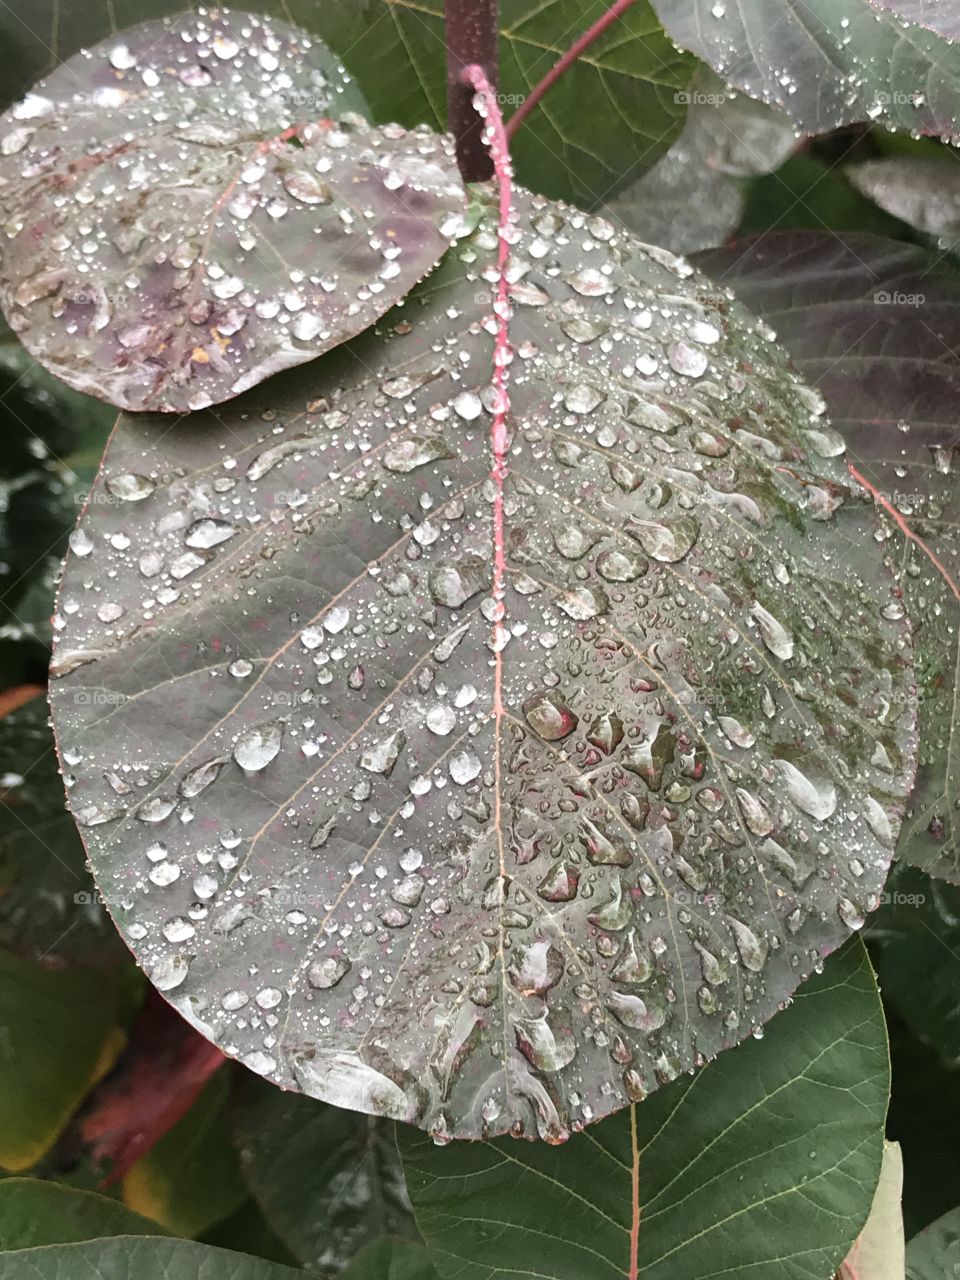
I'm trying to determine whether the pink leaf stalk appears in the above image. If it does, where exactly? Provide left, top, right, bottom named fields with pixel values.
left=459, top=62, right=514, bottom=675
left=459, top=61, right=514, bottom=945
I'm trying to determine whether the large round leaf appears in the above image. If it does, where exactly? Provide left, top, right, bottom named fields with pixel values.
left=49, top=189, right=916, bottom=1141
left=0, top=10, right=465, bottom=412
left=697, top=231, right=960, bottom=881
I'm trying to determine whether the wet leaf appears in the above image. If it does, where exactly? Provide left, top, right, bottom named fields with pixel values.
left=697, top=231, right=960, bottom=881
left=400, top=938, right=888, bottom=1278
left=0, top=1178, right=166, bottom=1248
left=0, top=0, right=694, bottom=210
left=907, top=1205, right=960, bottom=1278
left=0, top=695, right=125, bottom=964
left=605, top=69, right=798, bottom=255
left=0, top=1236, right=308, bottom=1280
left=837, top=1140, right=905, bottom=1280
left=121, top=1070, right=246, bottom=1237
left=49, top=189, right=915, bottom=1141
left=0, top=949, right=121, bottom=1171
left=868, top=0, right=960, bottom=41
left=651, top=0, right=960, bottom=138
left=0, top=10, right=465, bottom=412
left=234, top=1077, right=419, bottom=1274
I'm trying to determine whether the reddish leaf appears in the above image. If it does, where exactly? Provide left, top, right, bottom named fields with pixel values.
left=79, top=990, right=225, bottom=1183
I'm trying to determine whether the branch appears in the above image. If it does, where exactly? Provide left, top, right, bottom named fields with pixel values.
left=506, top=0, right=638, bottom=140
left=446, top=0, right=499, bottom=182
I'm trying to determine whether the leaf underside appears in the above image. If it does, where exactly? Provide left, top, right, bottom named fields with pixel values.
left=49, top=189, right=916, bottom=1141
left=0, top=10, right=465, bottom=412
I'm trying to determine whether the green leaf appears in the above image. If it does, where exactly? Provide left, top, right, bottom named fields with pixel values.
left=870, top=864, right=960, bottom=1058
left=907, top=1205, right=960, bottom=1278
left=0, top=11, right=465, bottom=413
left=199, top=1200, right=301, bottom=1268
left=0, top=696, right=125, bottom=964
left=399, top=938, right=888, bottom=1279
left=696, top=231, right=960, bottom=881
left=738, top=154, right=912, bottom=238
left=837, top=1141, right=905, bottom=1280
left=342, top=1238, right=439, bottom=1280
left=886, top=1020, right=960, bottom=1237
left=234, top=1077, right=419, bottom=1273
left=651, top=0, right=960, bottom=139
left=0, top=0, right=695, bottom=210
left=121, top=1071, right=246, bottom=1238
left=0, top=1236, right=308, bottom=1279
left=0, top=1178, right=165, bottom=1249
left=49, top=188, right=914, bottom=1141
left=0, top=322, right=113, bottom=659
left=0, top=949, right=120, bottom=1171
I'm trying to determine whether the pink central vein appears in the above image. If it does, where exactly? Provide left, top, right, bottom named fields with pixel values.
left=460, top=65, right=514, bottom=718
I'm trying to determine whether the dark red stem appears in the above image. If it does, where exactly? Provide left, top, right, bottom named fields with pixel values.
left=446, top=0, right=499, bottom=182
left=506, top=0, right=638, bottom=139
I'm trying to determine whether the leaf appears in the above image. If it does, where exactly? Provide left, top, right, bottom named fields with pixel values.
left=79, top=989, right=225, bottom=1183
left=0, top=320, right=113, bottom=661
left=121, top=1070, right=247, bottom=1237
left=907, top=1205, right=960, bottom=1278
left=0, top=949, right=120, bottom=1171
left=399, top=937, right=888, bottom=1279
left=0, top=0, right=695, bottom=210
left=0, top=695, right=126, bottom=964
left=696, top=231, right=960, bottom=880
left=0, top=11, right=465, bottom=412
left=0, top=1236, right=309, bottom=1279
left=341, top=1238, right=439, bottom=1280
left=738, top=154, right=914, bottom=239
left=868, top=0, right=960, bottom=41
left=200, top=1200, right=301, bottom=1267
left=870, top=863, right=960, bottom=1058
left=886, top=1020, right=960, bottom=1237
left=650, top=0, right=960, bottom=138
left=48, top=187, right=915, bottom=1141
left=837, top=1141, right=905, bottom=1280
left=0, top=1178, right=166, bottom=1248
left=847, top=154, right=960, bottom=243
left=233, top=1077, right=419, bottom=1273
left=605, top=70, right=798, bottom=255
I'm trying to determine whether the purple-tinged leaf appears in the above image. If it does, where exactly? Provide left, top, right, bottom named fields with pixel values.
left=49, top=193, right=916, bottom=1141
left=0, top=10, right=465, bottom=413
left=698, top=231, right=960, bottom=882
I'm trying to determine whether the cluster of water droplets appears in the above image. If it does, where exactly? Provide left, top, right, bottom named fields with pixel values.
left=49, top=179, right=916, bottom=1140
left=0, top=8, right=466, bottom=412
